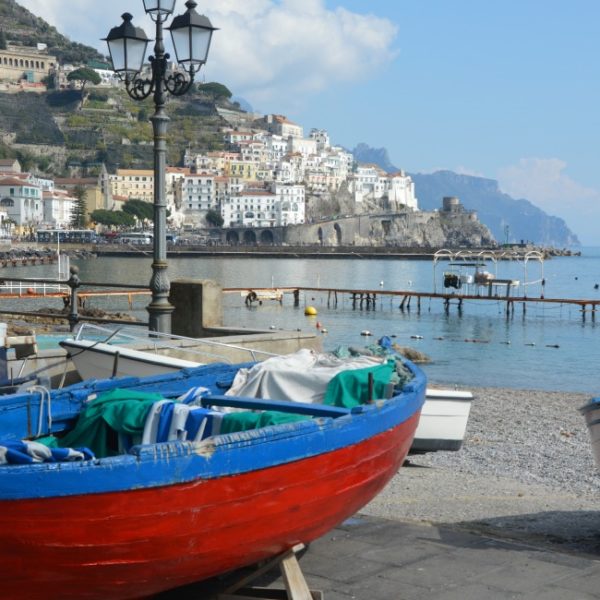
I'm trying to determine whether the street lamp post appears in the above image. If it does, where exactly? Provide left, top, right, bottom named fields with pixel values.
left=104, top=1, right=216, bottom=333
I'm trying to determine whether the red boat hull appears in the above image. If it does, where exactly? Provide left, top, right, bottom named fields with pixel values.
left=0, top=413, right=418, bottom=600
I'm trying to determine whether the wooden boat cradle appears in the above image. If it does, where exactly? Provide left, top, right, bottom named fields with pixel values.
left=218, top=544, right=322, bottom=600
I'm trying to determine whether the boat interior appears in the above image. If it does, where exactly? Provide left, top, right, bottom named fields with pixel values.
left=0, top=354, right=416, bottom=465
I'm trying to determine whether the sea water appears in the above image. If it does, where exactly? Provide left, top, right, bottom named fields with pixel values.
left=12, top=247, right=600, bottom=394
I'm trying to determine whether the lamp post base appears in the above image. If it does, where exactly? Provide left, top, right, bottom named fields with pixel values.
left=147, top=259, right=174, bottom=334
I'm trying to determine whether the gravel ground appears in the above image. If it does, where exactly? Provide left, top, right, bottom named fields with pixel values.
left=362, top=386, right=600, bottom=553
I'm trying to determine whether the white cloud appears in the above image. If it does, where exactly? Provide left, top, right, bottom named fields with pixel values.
left=18, top=0, right=398, bottom=112
left=497, top=158, right=600, bottom=245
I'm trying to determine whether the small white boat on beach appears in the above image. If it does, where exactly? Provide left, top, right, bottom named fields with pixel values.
left=60, top=325, right=474, bottom=454
left=580, top=397, right=600, bottom=469
left=412, top=388, right=473, bottom=453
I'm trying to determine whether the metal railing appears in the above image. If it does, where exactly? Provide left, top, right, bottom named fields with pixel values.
left=0, top=266, right=150, bottom=331
left=72, top=322, right=279, bottom=363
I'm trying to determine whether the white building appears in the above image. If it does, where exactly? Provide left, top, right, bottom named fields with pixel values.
left=387, top=171, right=418, bottom=210
left=353, top=165, right=418, bottom=210
left=272, top=183, right=305, bottom=226
left=309, top=129, right=331, bottom=151
left=264, top=134, right=288, bottom=166
left=221, top=183, right=305, bottom=229
left=287, top=136, right=317, bottom=158
left=177, top=173, right=216, bottom=227
left=42, top=189, right=75, bottom=228
left=0, top=177, right=43, bottom=229
left=261, top=114, right=304, bottom=139
left=222, top=190, right=277, bottom=228
left=238, top=140, right=267, bottom=164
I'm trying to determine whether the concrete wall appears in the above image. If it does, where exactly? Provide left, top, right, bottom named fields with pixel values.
left=170, top=279, right=224, bottom=338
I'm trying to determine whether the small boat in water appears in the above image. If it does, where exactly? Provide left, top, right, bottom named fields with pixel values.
left=580, top=397, right=600, bottom=469
left=0, top=352, right=426, bottom=599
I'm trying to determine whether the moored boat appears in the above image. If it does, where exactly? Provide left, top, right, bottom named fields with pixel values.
left=0, top=355, right=426, bottom=599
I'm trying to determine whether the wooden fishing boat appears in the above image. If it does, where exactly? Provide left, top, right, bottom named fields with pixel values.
left=580, top=397, right=600, bottom=469
left=0, top=356, right=426, bottom=600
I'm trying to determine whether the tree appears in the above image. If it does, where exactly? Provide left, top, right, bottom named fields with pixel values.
left=0, top=30, right=7, bottom=51
left=206, top=209, right=224, bottom=227
left=67, top=67, right=101, bottom=108
left=67, top=67, right=102, bottom=90
left=90, top=209, right=135, bottom=228
left=197, top=82, right=232, bottom=102
left=123, top=199, right=154, bottom=224
left=71, top=185, right=88, bottom=228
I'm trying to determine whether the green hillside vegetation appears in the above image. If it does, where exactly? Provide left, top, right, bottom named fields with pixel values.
left=0, top=83, right=229, bottom=174
left=0, top=0, right=103, bottom=64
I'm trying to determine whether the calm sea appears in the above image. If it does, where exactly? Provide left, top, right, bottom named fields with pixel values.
left=13, top=247, right=600, bottom=395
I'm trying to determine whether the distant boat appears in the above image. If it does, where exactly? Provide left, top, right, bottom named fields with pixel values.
left=0, top=355, right=426, bottom=599
left=580, top=397, right=600, bottom=469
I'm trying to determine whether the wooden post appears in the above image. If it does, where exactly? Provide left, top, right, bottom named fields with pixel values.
left=218, top=544, right=322, bottom=600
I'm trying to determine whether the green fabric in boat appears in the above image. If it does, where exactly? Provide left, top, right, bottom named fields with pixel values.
left=52, top=388, right=162, bottom=458
left=323, top=362, right=395, bottom=408
left=221, top=410, right=309, bottom=434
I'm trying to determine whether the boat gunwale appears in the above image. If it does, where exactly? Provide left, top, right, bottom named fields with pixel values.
left=0, top=362, right=426, bottom=501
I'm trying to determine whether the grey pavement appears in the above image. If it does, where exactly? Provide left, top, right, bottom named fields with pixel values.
left=161, top=514, right=600, bottom=599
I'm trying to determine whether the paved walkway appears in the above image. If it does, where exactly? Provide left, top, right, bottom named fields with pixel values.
left=161, top=514, right=600, bottom=599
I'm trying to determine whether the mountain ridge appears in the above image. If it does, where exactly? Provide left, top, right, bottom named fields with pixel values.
left=352, top=144, right=579, bottom=247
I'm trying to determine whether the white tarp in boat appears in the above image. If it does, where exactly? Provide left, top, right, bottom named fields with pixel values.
left=225, top=349, right=385, bottom=407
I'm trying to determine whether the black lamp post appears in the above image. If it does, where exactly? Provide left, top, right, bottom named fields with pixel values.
left=104, top=1, right=216, bottom=333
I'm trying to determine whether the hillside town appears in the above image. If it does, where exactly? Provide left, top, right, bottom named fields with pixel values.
left=0, top=41, right=420, bottom=239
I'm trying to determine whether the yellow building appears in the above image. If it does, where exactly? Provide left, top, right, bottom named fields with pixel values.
left=0, top=45, right=57, bottom=83
left=109, top=169, right=154, bottom=202
left=225, top=161, right=257, bottom=181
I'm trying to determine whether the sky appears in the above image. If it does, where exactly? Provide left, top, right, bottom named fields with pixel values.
left=17, top=0, right=600, bottom=244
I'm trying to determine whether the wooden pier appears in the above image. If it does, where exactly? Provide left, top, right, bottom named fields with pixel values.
left=2, top=285, right=597, bottom=322
left=224, top=286, right=600, bottom=321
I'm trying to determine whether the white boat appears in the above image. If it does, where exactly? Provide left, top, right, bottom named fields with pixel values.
left=58, top=338, right=200, bottom=380
left=411, top=387, right=474, bottom=453
left=60, top=326, right=473, bottom=454
left=580, top=398, right=600, bottom=469
left=59, top=324, right=277, bottom=381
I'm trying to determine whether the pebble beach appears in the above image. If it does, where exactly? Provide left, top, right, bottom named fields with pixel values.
left=362, top=386, right=600, bottom=554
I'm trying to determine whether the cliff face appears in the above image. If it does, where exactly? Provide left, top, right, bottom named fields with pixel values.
left=284, top=211, right=495, bottom=248
left=411, top=171, right=579, bottom=247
